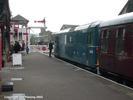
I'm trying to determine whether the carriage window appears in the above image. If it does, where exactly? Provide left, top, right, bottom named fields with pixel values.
left=101, top=30, right=108, bottom=53
left=104, top=30, right=109, bottom=38
left=125, top=25, right=133, bottom=56
left=115, top=28, right=125, bottom=54
left=88, top=32, right=93, bottom=46
left=116, top=28, right=125, bottom=39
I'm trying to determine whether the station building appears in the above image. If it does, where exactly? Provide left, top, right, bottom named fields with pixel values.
left=10, top=15, right=30, bottom=49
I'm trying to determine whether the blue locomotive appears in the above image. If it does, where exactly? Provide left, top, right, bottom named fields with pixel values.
left=54, top=22, right=100, bottom=70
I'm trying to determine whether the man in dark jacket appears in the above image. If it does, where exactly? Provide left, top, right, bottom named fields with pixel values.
left=14, top=41, right=21, bottom=53
left=48, top=41, right=53, bottom=57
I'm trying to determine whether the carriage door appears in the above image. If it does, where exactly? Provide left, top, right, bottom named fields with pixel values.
left=106, top=29, right=116, bottom=72
left=55, top=36, right=59, bottom=56
left=88, top=29, right=95, bottom=67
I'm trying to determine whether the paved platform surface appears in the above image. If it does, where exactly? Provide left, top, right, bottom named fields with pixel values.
left=0, top=52, right=133, bottom=100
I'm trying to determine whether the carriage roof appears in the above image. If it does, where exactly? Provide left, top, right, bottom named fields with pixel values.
left=100, top=12, right=133, bottom=27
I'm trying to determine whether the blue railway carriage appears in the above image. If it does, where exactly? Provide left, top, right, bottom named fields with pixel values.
left=54, top=22, right=100, bottom=69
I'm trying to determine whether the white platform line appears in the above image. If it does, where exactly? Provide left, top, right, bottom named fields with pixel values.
left=11, top=78, right=23, bottom=81
left=10, top=67, right=25, bottom=70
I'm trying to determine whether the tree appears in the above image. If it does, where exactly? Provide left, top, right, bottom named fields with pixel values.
left=30, top=34, right=37, bottom=45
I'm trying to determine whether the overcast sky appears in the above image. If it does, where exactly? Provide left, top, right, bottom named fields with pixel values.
left=9, top=0, right=128, bottom=33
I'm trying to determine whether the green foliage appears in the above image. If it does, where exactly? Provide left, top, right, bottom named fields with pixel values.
left=30, top=34, right=37, bottom=45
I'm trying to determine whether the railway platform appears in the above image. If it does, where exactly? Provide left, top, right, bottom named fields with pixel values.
left=0, top=52, right=133, bottom=100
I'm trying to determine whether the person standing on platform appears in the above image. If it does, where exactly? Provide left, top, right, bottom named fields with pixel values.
left=48, top=41, right=53, bottom=57
left=25, top=42, right=29, bottom=54
left=26, top=46, right=29, bottom=54
left=13, top=41, right=21, bottom=53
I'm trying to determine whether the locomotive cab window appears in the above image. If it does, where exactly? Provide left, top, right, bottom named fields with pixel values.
left=115, top=28, right=125, bottom=55
left=69, top=36, right=72, bottom=43
left=64, top=35, right=67, bottom=45
left=88, top=31, right=93, bottom=46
